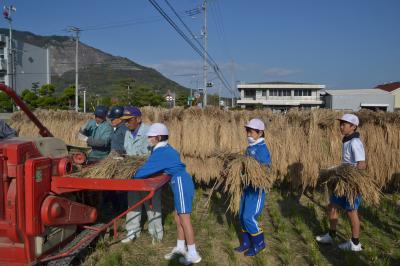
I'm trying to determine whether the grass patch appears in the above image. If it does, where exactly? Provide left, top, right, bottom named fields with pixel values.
left=81, top=189, right=400, bottom=266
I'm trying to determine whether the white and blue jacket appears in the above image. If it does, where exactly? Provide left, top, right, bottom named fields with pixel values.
left=245, top=138, right=271, bottom=166
left=134, top=141, right=194, bottom=214
left=135, top=142, right=189, bottom=179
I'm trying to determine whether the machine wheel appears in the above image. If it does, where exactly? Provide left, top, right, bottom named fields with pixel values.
left=45, top=224, right=104, bottom=266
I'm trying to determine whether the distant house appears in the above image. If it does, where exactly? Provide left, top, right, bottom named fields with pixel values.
left=237, top=82, right=324, bottom=111
left=324, top=89, right=394, bottom=112
left=0, top=34, right=50, bottom=94
left=375, top=82, right=400, bottom=111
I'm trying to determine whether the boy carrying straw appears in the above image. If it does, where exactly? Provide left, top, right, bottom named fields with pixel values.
left=316, top=114, right=366, bottom=251
left=235, top=118, right=271, bottom=256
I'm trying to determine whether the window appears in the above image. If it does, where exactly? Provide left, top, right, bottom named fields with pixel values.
left=262, top=90, right=267, bottom=96
left=269, top=89, right=291, bottom=97
left=294, top=89, right=312, bottom=97
left=244, top=90, right=255, bottom=98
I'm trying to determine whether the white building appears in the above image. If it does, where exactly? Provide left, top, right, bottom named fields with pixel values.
left=237, top=82, right=325, bottom=110
left=0, top=34, right=50, bottom=94
left=324, top=89, right=394, bottom=112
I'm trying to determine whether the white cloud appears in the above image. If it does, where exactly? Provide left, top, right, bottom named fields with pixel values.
left=263, top=67, right=301, bottom=77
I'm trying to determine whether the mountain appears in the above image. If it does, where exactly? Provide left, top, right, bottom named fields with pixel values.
left=0, top=28, right=187, bottom=96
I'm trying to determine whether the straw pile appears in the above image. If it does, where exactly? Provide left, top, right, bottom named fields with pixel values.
left=10, top=109, right=91, bottom=146
left=9, top=107, right=400, bottom=191
left=318, top=164, right=381, bottom=206
left=72, top=154, right=147, bottom=179
left=221, top=154, right=274, bottom=213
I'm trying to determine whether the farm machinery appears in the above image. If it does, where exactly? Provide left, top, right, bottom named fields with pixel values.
left=0, top=84, right=169, bottom=265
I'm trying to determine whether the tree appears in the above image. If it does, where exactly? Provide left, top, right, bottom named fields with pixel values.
left=31, top=82, right=40, bottom=94
left=36, top=84, right=58, bottom=109
left=38, top=84, right=56, bottom=97
left=175, top=91, right=190, bottom=107
left=0, top=92, right=12, bottom=112
left=130, top=87, right=165, bottom=107
left=60, top=85, right=75, bottom=108
left=21, top=89, right=38, bottom=108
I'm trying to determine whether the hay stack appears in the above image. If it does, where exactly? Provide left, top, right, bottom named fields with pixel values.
left=10, top=109, right=91, bottom=146
left=318, top=164, right=381, bottom=206
left=221, top=154, right=274, bottom=214
left=182, top=156, right=223, bottom=184
left=73, top=154, right=147, bottom=179
left=8, top=107, right=400, bottom=192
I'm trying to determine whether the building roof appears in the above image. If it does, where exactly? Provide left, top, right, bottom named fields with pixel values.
left=325, top=89, right=391, bottom=96
left=238, top=82, right=325, bottom=90
left=375, top=82, right=400, bottom=92
left=247, top=81, right=316, bottom=85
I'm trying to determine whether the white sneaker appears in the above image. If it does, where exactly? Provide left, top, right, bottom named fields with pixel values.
left=164, top=247, right=186, bottom=260
left=338, top=240, right=362, bottom=252
left=179, top=252, right=202, bottom=265
left=121, top=230, right=137, bottom=244
left=316, top=233, right=334, bottom=244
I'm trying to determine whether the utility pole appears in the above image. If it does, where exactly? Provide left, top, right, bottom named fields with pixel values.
left=202, top=0, right=208, bottom=107
left=68, top=26, right=81, bottom=112
left=3, top=5, right=16, bottom=93
left=231, top=59, right=235, bottom=108
left=83, top=89, right=87, bottom=113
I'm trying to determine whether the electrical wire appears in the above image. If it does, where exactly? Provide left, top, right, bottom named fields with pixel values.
left=148, top=0, right=235, bottom=97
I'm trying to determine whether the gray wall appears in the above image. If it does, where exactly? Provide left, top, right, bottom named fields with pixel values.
left=14, top=40, right=49, bottom=94
left=326, top=93, right=394, bottom=112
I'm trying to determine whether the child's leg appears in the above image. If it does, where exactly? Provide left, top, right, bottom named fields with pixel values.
left=178, top=213, right=195, bottom=245
left=327, top=203, right=339, bottom=231
left=347, top=210, right=360, bottom=238
left=174, top=211, right=185, bottom=241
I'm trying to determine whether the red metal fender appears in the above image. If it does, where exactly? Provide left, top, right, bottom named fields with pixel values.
left=41, top=195, right=97, bottom=226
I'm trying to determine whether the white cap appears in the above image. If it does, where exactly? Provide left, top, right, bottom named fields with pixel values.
left=147, top=123, right=169, bottom=136
left=245, top=118, right=265, bottom=131
left=338, top=114, right=359, bottom=126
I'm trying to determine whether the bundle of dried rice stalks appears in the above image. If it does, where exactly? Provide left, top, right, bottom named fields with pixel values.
left=318, top=164, right=381, bottom=206
left=73, top=154, right=147, bottom=179
left=221, top=154, right=274, bottom=214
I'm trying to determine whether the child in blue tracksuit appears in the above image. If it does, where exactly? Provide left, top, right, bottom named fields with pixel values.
left=134, top=123, right=201, bottom=265
left=235, top=118, right=271, bottom=257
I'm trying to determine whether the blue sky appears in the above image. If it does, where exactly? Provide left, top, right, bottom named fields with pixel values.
left=4, top=0, right=400, bottom=97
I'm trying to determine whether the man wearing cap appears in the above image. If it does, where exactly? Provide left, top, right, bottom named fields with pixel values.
left=102, top=106, right=129, bottom=214
left=108, top=106, right=128, bottom=155
left=79, top=105, right=113, bottom=163
left=316, top=114, right=366, bottom=252
left=0, top=119, right=17, bottom=139
left=120, top=106, right=163, bottom=243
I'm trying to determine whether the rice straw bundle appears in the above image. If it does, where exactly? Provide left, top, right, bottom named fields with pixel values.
left=73, top=155, right=147, bottom=179
left=9, top=108, right=400, bottom=192
left=318, top=164, right=381, bottom=206
left=182, top=156, right=224, bottom=184
left=222, top=155, right=274, bottom=214
left=10, top=109, right=92, bottom=146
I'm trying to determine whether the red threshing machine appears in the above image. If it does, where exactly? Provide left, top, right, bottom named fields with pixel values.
left=0, top=84, right=170, bottom=265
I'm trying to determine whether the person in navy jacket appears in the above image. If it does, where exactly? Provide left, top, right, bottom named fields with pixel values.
left=235, top=118, right=271, bottom=257
left=133, top=123, right=201, bottom=265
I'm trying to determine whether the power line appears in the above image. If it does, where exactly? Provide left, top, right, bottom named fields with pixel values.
left=156, top=0, right=235, bottom=98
